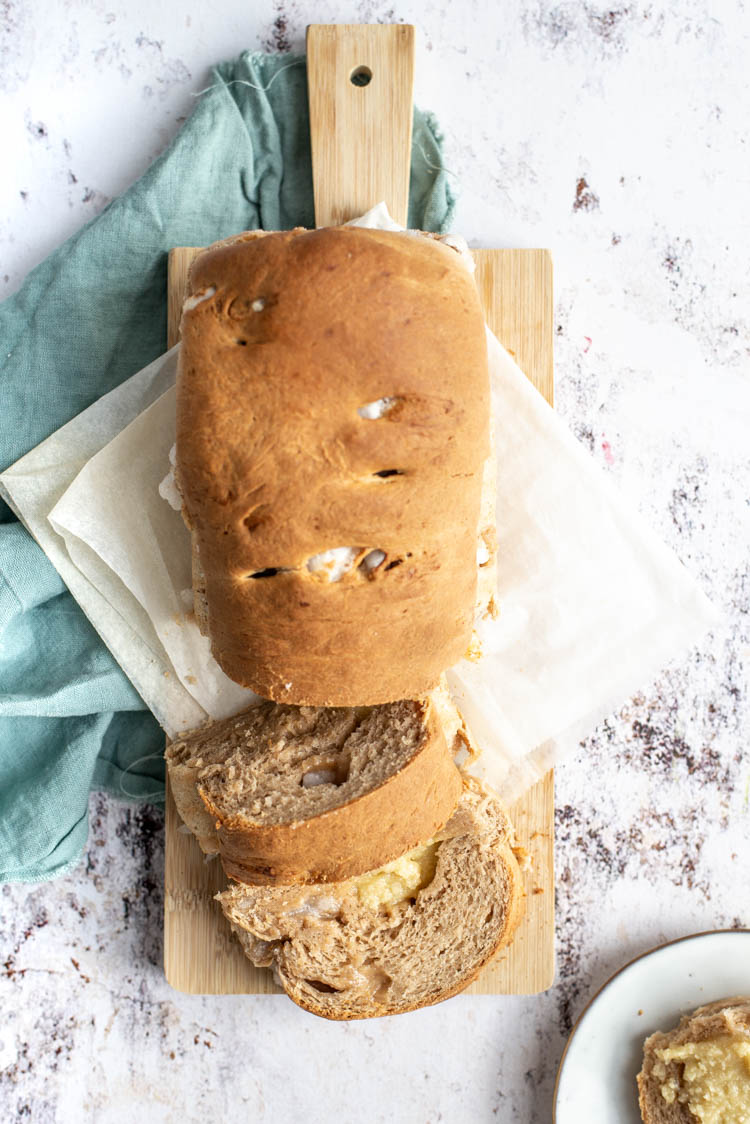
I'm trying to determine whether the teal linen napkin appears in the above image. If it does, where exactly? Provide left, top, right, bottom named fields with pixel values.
left=0, top=52, right=455, bottom=883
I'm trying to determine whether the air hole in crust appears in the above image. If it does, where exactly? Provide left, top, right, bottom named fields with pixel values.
left=384, top=559, right=402, bottom=571
left=251, top=298, right=266, bottom=312
left=373, top=469, right=404, bottom=479
left=247, top=567, right=290, bottom=579
left=243, top=505, right=271, bottom=532
left=305, top=979, right=341, bottom=993
left=236, top=339, right=248, bottom=346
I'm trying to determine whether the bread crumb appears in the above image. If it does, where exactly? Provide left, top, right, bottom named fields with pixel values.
left=464, top=633, right=482, bottom=662
left=512, top=846, right=533, bottom=871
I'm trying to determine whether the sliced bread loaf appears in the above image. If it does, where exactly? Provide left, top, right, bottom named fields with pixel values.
left=637, top=998, right=750, bottom=1123
left=166, top=694, right=463, bottom=885
left=217, top=779, right=525, bottom=1019
left=175, top=225, right=491, bottom=707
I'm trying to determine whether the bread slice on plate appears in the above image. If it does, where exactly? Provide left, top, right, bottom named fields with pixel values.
left=637, top=997, right=750, bottom=1123
left=216, top=778, right=524, bottom=1020
left=166, top=693, right=463, bottom=885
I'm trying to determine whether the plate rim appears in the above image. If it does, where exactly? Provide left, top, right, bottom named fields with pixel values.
left=552, top=927, right=750, bottom=1122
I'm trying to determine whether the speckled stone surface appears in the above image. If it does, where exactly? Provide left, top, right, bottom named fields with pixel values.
left=1, top=2, right=749, bottom=1121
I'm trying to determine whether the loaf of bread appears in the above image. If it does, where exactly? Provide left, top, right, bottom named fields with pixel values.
left=637, top=998, right=750, bottom=1123
left=175, top=225, right=491, bottom=706
left=217, top=778, right=524, bottom=1019
left=166, top=693, right=464, bottom=885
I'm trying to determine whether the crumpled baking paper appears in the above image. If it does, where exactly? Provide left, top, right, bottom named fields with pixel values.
left=0, top=209, right=716, bottom=803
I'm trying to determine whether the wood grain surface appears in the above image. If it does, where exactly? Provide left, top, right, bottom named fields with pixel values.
left=307, top=24, right=415, bottom=226
left=164, top=21, right=553, bottom=999
left=163, top=243, right=555, bottom=996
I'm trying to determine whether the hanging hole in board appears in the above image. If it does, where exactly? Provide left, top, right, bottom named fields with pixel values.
left=350, top=65, right=372, bottom=87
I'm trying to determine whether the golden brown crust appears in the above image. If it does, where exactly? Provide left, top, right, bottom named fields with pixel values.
left=166, top=696, right=464, bottom=885
left=206, top=700, right=462, bottom=885
left=175, top=225, right=490, bottom=705
left=190, top=537, right=209, bottom=635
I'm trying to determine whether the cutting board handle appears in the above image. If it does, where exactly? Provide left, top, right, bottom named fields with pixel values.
left=306, top=23, right=415, bottom=227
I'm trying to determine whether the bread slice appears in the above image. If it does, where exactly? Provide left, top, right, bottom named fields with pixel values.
left=166, top=694, right=463, bottom=885
left=175, top=224, right=491, bottom=707
left=637, top=998, right=750, bottom=1123
left=217, top=778, right=524, bottom=1019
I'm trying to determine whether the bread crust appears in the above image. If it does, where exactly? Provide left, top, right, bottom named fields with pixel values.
left=219, top=778, right=526, bottom=1020
left=166, top=755, right=220, bottom=854
left=210, top=699, right=462, bottom=884
left=176, top=226, right=490, bottom=706
left=166, top=697, right=463, bottom=885
left=282, top=830, right=525, bottom=1020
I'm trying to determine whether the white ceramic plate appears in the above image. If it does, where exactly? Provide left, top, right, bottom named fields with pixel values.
left=554, top=929, right=750, bottom=1123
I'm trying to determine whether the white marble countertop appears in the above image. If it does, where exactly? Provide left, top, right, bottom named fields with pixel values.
left=2, top=2, right=749, bottom=1121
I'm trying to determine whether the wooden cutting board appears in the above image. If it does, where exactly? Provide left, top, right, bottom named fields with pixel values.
left=163, top=24, right=555, bottom=997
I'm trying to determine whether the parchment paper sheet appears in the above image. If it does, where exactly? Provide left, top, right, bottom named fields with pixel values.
left=1, top=220, right=716, bottom=802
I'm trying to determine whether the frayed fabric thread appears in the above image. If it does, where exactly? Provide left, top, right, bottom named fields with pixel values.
left=191, top=66, right=458, bottom=183
left=192, top=60, right=306, bottom=98
left=117, top=753, right=166, bottom=803
left=413, top=139, right=459, bottom=181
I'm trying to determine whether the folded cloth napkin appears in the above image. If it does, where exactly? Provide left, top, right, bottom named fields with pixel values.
left=0, top=51, right=455, bottom=883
